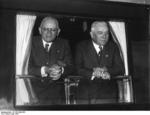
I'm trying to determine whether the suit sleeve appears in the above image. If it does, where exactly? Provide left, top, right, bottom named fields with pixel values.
left=107, top=45, right=125, bottom=78
left=28, top=44, right=41, bottom=77
left=75, top=44, right=93, bottom=79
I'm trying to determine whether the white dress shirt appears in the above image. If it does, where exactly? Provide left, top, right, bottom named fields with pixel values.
left=92, top=41, right=103, bottom=55
left=42, top=39, right=52, bottom=51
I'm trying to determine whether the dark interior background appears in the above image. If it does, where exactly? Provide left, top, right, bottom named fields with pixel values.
left=0, top=0, right=149, bottom=106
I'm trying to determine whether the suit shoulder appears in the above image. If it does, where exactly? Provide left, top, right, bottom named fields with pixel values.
left=32, top=36, right=40, bottom=41
left=77, top=40, right=91, bottom=47
left=107, top=40, right=119, bottom=48
left=31, top=36, right=41, bottom=44
left=55, top=38, right=69, bottom=44
left=31, top=36, right=41, bottom=46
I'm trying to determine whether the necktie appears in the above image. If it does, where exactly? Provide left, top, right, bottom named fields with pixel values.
left=98, top=46, right=103, bottom=56
left=45, top=43, right=49, bottom=52
left=98, top=46, right=103, bottom=65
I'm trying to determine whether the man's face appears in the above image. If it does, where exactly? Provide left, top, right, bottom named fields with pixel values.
left=39, top=19, right=60, bottom=42
left=90, top=22, right=109, bottom=46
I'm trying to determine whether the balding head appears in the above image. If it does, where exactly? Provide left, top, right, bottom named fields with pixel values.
left=39, top=16, right=60, bottom=43
left=40, top=16, right=60, bottom=29
left=90, top=21, right=109, bottom=46
left=91, top=21, right=108, bottom=32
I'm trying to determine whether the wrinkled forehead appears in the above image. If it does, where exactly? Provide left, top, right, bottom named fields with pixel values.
left=91, top=22, right=108, bottom=32
left=40, top=17, right=59, bottom=29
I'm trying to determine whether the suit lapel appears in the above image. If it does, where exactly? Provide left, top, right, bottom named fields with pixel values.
left=88, top=40, right=100, bottom=66
left=48, top=40, right=58, bottom=65
left=99, top=41, right=111, bottom=66
left=37, top=37, right=47, bottom=57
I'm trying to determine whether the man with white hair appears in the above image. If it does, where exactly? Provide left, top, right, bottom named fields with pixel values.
left=75, top=21, right=125, bottom=104
left=28, top=16, right=73, bottom=105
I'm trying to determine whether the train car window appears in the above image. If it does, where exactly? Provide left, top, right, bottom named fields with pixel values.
left=15, top=13, right=133, bottom=107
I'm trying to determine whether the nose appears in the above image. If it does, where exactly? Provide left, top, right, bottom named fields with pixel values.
left=46, top=29, right=53, bottom=33
left=101, top=33, right=108, bottom=39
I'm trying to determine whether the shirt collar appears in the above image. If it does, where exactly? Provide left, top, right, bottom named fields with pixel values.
left=42, top=39, right=52, bottom=48
left=92, top=41, right=103, bottom=53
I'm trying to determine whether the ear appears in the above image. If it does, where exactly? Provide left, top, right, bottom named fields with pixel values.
left=90, top=31, right=93, bottom=38
left=39, top=27, right=42, bottom=35
left=57, top=29, right=61, bottom=36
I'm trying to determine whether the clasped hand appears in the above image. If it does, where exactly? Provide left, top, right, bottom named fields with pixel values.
left=93, top=67, right=110, bottom=80
left=45, top=64, right=62, bottom=80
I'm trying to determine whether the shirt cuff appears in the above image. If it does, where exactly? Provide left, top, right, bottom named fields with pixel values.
left=41, top=66, right=48, bottom=77
left=91, top=72, right=95, bottom=80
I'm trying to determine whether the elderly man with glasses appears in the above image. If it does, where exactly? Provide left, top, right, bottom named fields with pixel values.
left=28, top=16, right=73, bottom=105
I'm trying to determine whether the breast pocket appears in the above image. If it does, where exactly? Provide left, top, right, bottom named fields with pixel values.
left=56, top=49, right=64, bottom=60
left=103, top=53, right=113, bottom=67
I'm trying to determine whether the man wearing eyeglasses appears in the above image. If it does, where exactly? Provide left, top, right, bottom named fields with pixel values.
left=28, top=16, right=73, bottom=105
left=75, top=21, right=125, bottom=104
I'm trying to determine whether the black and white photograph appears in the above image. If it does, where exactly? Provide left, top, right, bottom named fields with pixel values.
left=0, top=0, right=150, bottom=112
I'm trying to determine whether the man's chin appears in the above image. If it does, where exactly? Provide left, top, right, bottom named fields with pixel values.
left=100, top=41, right=107, bottom=46
left=98, top=42, right=106, bottom=46
left=44, top=38, right=55, bottom=42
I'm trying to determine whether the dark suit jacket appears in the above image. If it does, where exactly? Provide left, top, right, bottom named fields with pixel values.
left=75, top=40, right=125, bottom=100
left=28, top=36, right=73, bottom=77
left=28, top=36, right=73, bottom=104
